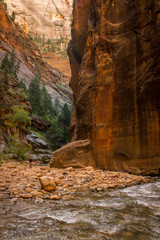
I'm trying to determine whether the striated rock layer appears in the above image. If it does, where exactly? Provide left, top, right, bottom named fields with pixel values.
left=0, top=3, right=72, bottom=106
left=5, top=0, right=73, bottom=40
left=66, top=0, right=160, bottom=175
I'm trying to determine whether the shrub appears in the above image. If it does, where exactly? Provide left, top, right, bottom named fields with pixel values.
left=8, top=136, right=32, bottom=161
left=6, top=105, right=31, bottom=137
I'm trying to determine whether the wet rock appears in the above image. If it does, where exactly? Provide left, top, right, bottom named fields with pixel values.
left=76, top=186, right=89, bottom=193
left=0, top=183, right=6, bottom=188
left=20, top=193, right=32, bottom=198
left=25, top=187, right=32, bottom=193
left=0, top=161, right=151, bottom=200
left=10, top=198, right=18, bottom=203
left=50, top=195, right=60, bottom=200
left=35, top=198, right=44, bottom=204
left=39, top=176, right=56, bottom=192
left=30, top=190, right=43, bottom=197
left=55, top=178, right=65, bottom=186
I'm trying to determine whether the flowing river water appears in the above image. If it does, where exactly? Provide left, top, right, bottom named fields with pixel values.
left=0, top=180, right=159, bottom=240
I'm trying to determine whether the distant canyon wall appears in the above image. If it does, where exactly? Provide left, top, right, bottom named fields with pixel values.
left=0, top=3, right=72, bottom=106
left=5, top=0, right=73, bottom=40
left=68, top=0, right=160, bottom=174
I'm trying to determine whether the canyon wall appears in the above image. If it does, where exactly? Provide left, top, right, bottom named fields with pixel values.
left=67, top=0, right=160, bottom=174
left=5, top=0, right=73, bottom=40
left=0, top=3, right=72, bottom=106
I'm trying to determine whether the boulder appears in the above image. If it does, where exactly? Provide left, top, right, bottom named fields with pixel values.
left=50, top=140, right=95, bottom=169
left=26, top=132, right=52, bottom=164
left=39, top=176, right=56, bottom=192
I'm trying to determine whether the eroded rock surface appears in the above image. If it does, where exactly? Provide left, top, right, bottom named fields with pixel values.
left=0, top=3, right=72, bottom=106
left=5, top=0, right=73, bottom=40
left=67, top=0, right=160, bottom=174
left=50, top=140, right=95, bottom=168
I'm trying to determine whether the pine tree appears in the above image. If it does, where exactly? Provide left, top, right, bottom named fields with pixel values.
left=54, top=97, right=61, bottom=113
left=1, top=50, right=20, bottom=79
left=0, top=53, right=10, bottom=71
left=11, top=11, right=16, bottom=22
left=46, top=116, right=63, bottom=149
left=28, top=75, right=42, bottom=115
left=13, top=60, right=20, bottom=79
left=19, top=79, right=27, bottom=93
left=58, top=104, right=71, bottom=142
left=41, top=84, right=54, bottom=117
left=62, top=103, right=71, bottom=127
left=9, top=49, right=16, bottom=74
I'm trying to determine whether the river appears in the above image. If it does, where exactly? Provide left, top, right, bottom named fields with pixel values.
left=0, top=180, right=159, bottom=240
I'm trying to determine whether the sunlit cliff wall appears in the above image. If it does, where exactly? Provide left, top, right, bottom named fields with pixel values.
left=0, top=3, right=72, bottom=106
left=68, top=0, right=160, bottom=174
left=5, top=0, right=73, bottom=40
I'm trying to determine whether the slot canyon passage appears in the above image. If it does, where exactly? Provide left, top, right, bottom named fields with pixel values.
left=0, top=0, right=160, bottom=240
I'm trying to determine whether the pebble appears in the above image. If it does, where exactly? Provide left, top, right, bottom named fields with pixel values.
left=0, top=161, right=150, bottom=201
left=50, top=195, right=60, bottom=200
left=30, top=190, right=43, bottom=197
left=20, top=194, right=33, bottom=198
left=10, top=198, right=17, bottom=202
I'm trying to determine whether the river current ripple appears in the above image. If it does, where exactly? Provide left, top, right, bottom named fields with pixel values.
left=0, top=180, right=160, bottom=240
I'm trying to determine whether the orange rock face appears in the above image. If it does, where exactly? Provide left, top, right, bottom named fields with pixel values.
left=67, top=0, right=160, bottom=175
left=0, top=4, right=15, bottom=32
left=50, top=140, right=95, bottom=169
left=0, top=3, right=72, bottom=106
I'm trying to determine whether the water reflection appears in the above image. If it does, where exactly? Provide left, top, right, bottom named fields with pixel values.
left=0, top=181, right=160, bottom=240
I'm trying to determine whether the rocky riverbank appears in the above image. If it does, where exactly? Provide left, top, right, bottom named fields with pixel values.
left=0, top=161, right=151, bottom=202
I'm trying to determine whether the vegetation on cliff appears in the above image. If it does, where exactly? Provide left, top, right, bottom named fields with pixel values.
left=27, top=75, right=72, bottom=149
left=0, top=51, right=72, bottom=162
left=32, top=34, right=69, bottom=58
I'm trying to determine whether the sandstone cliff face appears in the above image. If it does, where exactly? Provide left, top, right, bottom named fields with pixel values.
left=0, top=3, right=72, bottom=106
left=5, top=0, right=72, bottom=40
left=68, top=0, right=160, bottom=174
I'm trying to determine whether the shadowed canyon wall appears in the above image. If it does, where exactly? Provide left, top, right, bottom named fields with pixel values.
left=67, top=0, right=160, bottom=174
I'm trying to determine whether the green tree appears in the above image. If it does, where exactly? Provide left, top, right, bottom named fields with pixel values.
left=0, top=53, right=10, bottom=71
left=9, top=50, right=16, bottom=72
left=0, top=51, right=20, bottom=79
left=46, top=116, right=63, bottom=149
left=11, top=11, right=16, bottom=21
left=54, top=97, right=61, bottom=113
left=0, top=0, right=7, bottom=11
left=13, top=60, right=20, bottom=79
left=58, top=103, right=71, bottom=142
left=28, top=75, right=42, bottom=115
left=19, top=79, right=27, bottom=94
left=62, top=103, right=71, bottom=127
left=6, top=105, right=31, bottom=138
left=41, top=84, right=54, bottom=117
left=8, top=136, right=32, bottom=161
